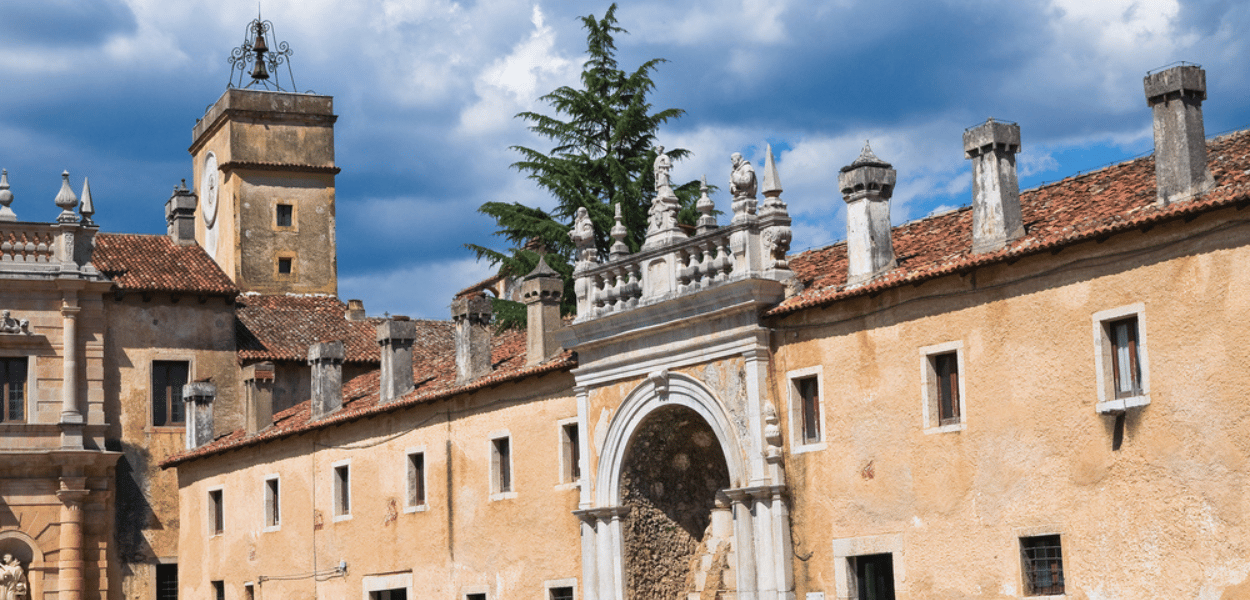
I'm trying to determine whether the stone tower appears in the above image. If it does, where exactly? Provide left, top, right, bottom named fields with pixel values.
left=188, top=88, right=339, bottom=294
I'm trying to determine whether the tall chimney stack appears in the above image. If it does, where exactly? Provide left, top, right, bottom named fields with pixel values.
left=1144, top=64, right=1213, bottom=205
left=309, top=341, right=344, bottom=419
left=243, top=362, right=275, bottom=434
left=964, top=119, right=1023, bottom=254
left=521, top=257, right=563, bottom=366
left=183, top=381, right=216, bottom=449
left=377, top=317, right=416, bottom=404
left=838, top=143, right=897, bottom=286
left=166, top=180, right=197, bottom=246
left=452, top=295, right=493, bottom=384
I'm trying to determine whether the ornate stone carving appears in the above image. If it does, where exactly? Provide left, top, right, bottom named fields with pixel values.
left=653, top=146, right=672, bottom=192
left=570, top=207, right=599, bottom=270
left=642, top=146, right=683, bottom=250
left=0, top=311, right=29, bottom=335
left=609, top=203, right=629, bottom=260
left=0, top=553, right=28, bottom=600
left=763, top=401, right=783, bottom=460
left=647, top=369, right=669, bottom=399
left=0, top=170, right=15, bottom=222
left=696, top=175, right=717, bottom=234
left=730, top=153, right=757, bottom=224
left=54, top=171, right=79, bottom=224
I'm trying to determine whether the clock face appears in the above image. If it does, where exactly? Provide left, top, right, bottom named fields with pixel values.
left=201, top=152, right=220, bottom=257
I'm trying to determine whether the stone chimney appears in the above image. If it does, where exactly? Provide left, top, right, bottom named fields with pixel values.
left=166, top=180, right=197, bottom=246
left=377, top=317, right=416, bottom=404
left=838, top=143, right=898, bottom=286
left=452, top=294, right=493, bottom=385
left=964, top=119, right=1024, bottom=254
left=243, top=362, right=275, bottom=435
left=183, top=381, right=216, bottom=449
left=521, top=257, right=563, bottom=366
left=309, top=341, right=345, bottom=419
left=345, top=299, right=367, bottom=321
left=1144, top=64, right=1214, bottom=205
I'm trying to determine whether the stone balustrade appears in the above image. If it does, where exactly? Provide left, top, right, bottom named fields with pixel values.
left=0, top=222, right=97, bottom=274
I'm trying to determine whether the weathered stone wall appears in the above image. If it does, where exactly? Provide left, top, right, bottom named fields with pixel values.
left=622, top=405, right=729, bottom=600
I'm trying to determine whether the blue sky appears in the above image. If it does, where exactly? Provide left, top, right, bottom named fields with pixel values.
left=1, top=0, right=1248, bottom=319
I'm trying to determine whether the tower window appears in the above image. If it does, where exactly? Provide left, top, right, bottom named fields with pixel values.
left=276, top=203, right=294, bottom=227
left=277, top=257, right=293, bottom=275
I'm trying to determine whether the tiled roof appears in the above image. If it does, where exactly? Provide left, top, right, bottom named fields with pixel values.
left=93, top=234, right=239, bottom=296
left=772, top=129, right=1250, bottom=316
left=235, top=294, right=386, bottom=363
left=163, top=325, right=575, bottom=467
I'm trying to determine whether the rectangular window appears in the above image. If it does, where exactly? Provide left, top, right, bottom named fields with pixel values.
left=371, top=591, right=408, bottom=600
left=1109, top=317, right=1142, bottom=398
left=245, top=583, right=255, bottom=600
left=265, top=477, right=280, bottom=528
left=155, top=564, right=178, bottom=600
left=0, top=357, right=26, bottom=422
left=209, top=489, right=223, bottom=535
left=797, top=376, right=821, bottom=444
left=276, top=203, right=294, bottom=227
left=549, top=587, right=574, bottom=600
left=407, top=452, right=426, bottom=508
left=277, top=257, right=293, bottom=275
left=492, top=436, right=512, bottom=495
left=466, top=594, right=487, bottom=600
left=212, top=580, right=225, bottom=600
left=1021, top=535, right=1065, bottom=596
left=152, top=360, right=189, bottom=427
left=334, top=464, right=351, bottom=517
left=933, top=352, right=960, bottom=425
left=561, top=422, right=580, bottom=483
left=853, top=554, right=896, bottom=600
left=1093, top=305, right=1150, bottom=414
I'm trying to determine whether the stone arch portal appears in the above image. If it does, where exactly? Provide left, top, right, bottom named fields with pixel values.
left=579, top=371, right=795, bottom=600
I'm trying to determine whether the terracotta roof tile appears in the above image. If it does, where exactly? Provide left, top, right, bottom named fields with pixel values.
left=93, top=234, right=239, bottom=296
left=235, top=294, right=387, bottom=363
left=163, top=325, right=575, bottom=467
left=772, top=129, right=1250, bottom=316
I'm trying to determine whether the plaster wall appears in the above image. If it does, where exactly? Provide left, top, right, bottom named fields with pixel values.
left=103, top=294, right=239, bottom=600
left=176, top=371, right=581, bottom=600
left=772, top=206, right=1250, bottom=599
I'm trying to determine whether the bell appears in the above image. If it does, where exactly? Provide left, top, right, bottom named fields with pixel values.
left=252, top=27, right=269, bottom=54
left=251, top=59, right=270, bottom=80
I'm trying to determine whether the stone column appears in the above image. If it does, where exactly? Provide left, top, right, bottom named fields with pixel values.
left=575, top=506, right=630, bottom=600
left=59, top=296, right=83, bottom=449
left=727, top=490, right=759, bottom=600
left=56, top=476, right=88, bottom=600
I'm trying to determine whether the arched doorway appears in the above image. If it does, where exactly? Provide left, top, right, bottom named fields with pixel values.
left=620, top=404, right=731, bottom=600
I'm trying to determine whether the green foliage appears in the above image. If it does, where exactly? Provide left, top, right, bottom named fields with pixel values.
left=467, top=3, right=699, bottom=329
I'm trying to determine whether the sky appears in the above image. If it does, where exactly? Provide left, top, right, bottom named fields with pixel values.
left=1, top=0, right=1248, bottom=319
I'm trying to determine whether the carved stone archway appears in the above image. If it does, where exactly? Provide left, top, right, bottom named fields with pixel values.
left=0, top=530, right=41, bottom=600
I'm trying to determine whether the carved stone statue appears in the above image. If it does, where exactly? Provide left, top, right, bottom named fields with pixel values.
left=0, top=311, right=27, bottom=335
left=0, top=554, right=27, bottom=600
left=653, top=146, right=672, bottom=192
left=730, top=153, right=758, bottom=223
left=569, top=207, right=598, bottom=268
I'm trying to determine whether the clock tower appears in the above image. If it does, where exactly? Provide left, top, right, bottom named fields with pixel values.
left=188, top=88, right=339, bottom=295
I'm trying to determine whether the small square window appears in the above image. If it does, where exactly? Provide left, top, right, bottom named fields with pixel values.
left=212, top=580, right=225, bottom=600
left=208, top=489, right=224, bottom=535
left=333, top=464, right=351, bottom=517
left=466, top=594, right=487, bottom=600
left=156, top=564, right=178, bottom=600
left=264, top=477, right=280, bottom=529
left=549, top=587, right=574, bottom=600
left=560, top=422, right=580, bottom=484
left=921, top=342, right=965, bottom=433
left=852, top=553, right=896, bottom=600
left=277, top=257, right=293, bottom=275
left=276, top=203, right=294, bottom=228
left=1093, top=305, right=1150, bottom=414
left=407, top=452, right=426, bottom=508
left=1021, top=534, right=1065, bottom=596
left=492, top=436, right=512, bottom=496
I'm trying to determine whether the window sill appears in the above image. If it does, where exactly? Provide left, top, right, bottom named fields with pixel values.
left=1096, top=394, right=1149, bottom=414
left=489, top=491, right=517, bottom=502
left=923, top=421, right=965, bottom=435
left=403, top=504, right=428, bottom=514
left=554, top=481, right=581, bottom=491
left=332, top=513, right=352, bottom=523
left=790, top=441, right=826, bottom=455
left=262, top=525, right=280, bottom=533
left=146, top=426, right=185, bottom=434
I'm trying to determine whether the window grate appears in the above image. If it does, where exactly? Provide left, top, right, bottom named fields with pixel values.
left=155, top=564, right=178, bottom=600
left=1021, top=535, right=1065, bottom=595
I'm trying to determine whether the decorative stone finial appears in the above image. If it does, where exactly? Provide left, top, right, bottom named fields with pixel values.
left=696, top=175, right=717, bottom=234
left=760, top=144, right=787, bottom=214
left=609, top=203, right=629, bottom=260
left=0, top=170, right=15, bottom=222
left=643, top=143, right=683, bottom=250
left=845, top=141, right=892, bottom=171
left=54, top=171, right=79, bottom=223
left=838, top=141, right=898, bottom=286
left=79, top=177, right=95, bottom=225
left=730, top=152, right=757, bottom=224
